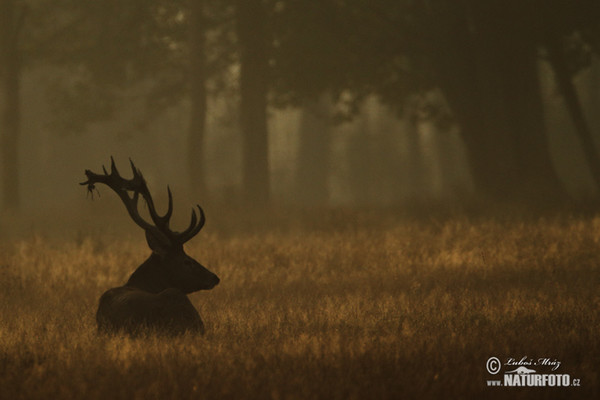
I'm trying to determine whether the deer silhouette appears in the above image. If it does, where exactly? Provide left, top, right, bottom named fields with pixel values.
left=81, top=158, right=219, bottom=335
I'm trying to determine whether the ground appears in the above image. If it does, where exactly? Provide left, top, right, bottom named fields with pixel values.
left=0, top=213, right=598, bottom=399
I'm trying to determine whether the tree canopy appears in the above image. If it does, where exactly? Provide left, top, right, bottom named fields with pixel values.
left=3, top=0, right=600, bottom=209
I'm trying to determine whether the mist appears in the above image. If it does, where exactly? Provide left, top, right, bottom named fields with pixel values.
left=1, top=1, right=600, bottom=234
left=1, top=2, right=600, bottom=398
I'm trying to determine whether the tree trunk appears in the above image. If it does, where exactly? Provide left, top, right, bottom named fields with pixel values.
left=404, top=110, right=426, bottom=201
left=546, top=34, right=600, bottom=194
left=0, top=0, right=22, bottom=211
left=188, top=0, right=208, bottom=199
left=295, top=92, right=332, bottom=206
left=235, top=0, right=270, bottom=206
left=433, top=1, right=566, bottom=205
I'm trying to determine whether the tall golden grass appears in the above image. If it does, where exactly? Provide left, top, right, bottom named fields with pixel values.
left=0, top=215, right=598, bottom=399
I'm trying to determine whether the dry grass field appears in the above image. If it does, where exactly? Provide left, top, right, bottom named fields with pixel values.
left=0, top=212, right=599, bottom=399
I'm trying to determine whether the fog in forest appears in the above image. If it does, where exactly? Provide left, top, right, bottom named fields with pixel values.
left=2, top=4, right=600, bottom=398
left=1, top=1, right=600, bottom=233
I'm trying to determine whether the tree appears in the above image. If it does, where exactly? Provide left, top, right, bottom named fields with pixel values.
left=25, top=0, right=222, bottom=199
left=235, top=0, right=270, bottom=206
left=188, top=0, right=208, bottom=198
left=294, top=93, right=332, bottom=206
left=270, top=0, right=600, bottom=205
left=21, top=0, right=191, bottom=132
left=0, top=0, right=25, bottom=210
left=546, top=31, right=600, bottom=193
left=426, top=1, right=565, bottom=203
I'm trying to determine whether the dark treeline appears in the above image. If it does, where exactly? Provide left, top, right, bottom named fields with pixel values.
left=1, top=0, right=600, bottom=214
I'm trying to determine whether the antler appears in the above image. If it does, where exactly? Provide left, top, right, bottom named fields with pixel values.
left=80, top=157, right=205, bottom=246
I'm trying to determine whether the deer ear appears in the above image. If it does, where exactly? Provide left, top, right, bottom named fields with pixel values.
left=145, top=229, right=171, bottom=256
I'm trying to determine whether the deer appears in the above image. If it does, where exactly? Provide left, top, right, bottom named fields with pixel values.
left=80, top=157, right=220, bottom=336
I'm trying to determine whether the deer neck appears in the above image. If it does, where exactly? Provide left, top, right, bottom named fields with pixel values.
left=125, top=253, right=169, bottom=293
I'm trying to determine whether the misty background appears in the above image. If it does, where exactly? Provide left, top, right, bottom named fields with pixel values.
left=1, top=1, right=600, bottom=232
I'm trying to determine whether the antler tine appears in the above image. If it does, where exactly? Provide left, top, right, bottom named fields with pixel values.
left=127, top=158, right=150, bottom=196
left=143, top=185, right=175, bottom=232
left=125, top=159, right=177, bottom=237
left=175, top=205, right=205, bottom=244
left=196, top=205, right=206, bottom=230
left=110, top=156, right=119, bottom=175
left=129, top=158, right=143, bottom=182
left=122, top=158, right=167, bottom=230
left=164, top=186, right=174, bottom=223
left=121, top=190, right=156, bottom=233
left=129, top=158, right=137, bottom=175
left=129, top=166, right=175, bottom=238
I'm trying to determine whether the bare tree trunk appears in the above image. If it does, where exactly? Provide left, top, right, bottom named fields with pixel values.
left=0, top=0, right=22, bottom=211
left=546, top=35, right=600, bottom=195
left=404, top=110, right=426, bottom=201
left=188, top=0, right=208, bottom=199
left=236, top=0, right=270, bottom=206
left=295, top=92, right=331, bottom=206
left=433, top=1, right=566, bottom=205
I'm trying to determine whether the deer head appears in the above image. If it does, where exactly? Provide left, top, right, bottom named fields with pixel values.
left=80, top=157, right=219, bottom=294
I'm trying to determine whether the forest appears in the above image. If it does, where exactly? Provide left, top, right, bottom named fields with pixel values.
left=1, top=1, right=600, bottom=399
left=0, top=0, right=599, bottom=214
